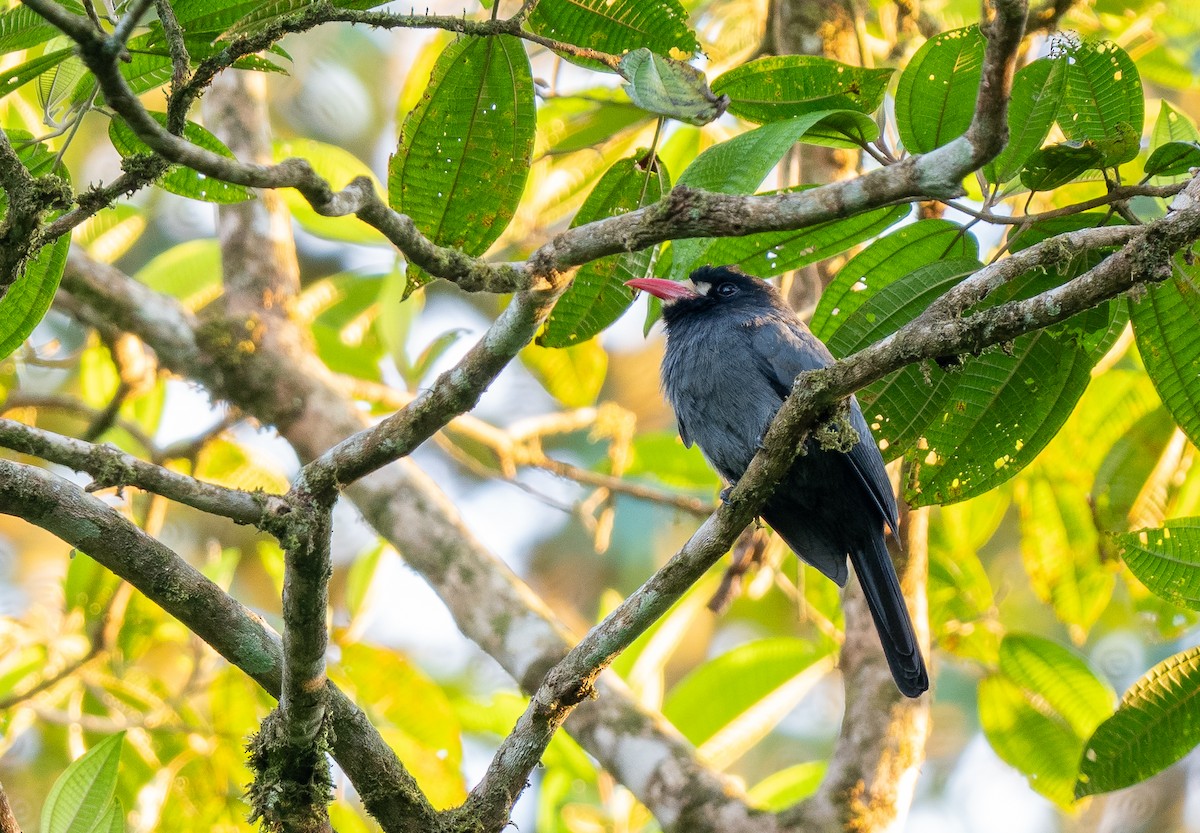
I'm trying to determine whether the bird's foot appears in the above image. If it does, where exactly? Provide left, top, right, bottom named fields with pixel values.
left=719, top=486, right=734, bottom=504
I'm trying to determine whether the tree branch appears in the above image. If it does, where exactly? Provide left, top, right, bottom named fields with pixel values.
left=0, top=459, right=438, bottom=832
left=0, top=417, right=290, bottom=526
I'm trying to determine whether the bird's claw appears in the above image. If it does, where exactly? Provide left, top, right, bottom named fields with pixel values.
left=719, top=486, right=734, bottom=504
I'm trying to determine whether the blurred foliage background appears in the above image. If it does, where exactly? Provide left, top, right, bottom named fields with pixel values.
left=1, top=0, right=1200, bottom=830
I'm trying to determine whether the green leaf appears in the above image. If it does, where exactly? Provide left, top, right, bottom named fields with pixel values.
left=528, top=0, right=698, bottom=73
left=663, top=638, right=834, bottom=766
left=1116, top=518, right=1200, bottom=608
left=1144, top=141, right=1200, bottom=179
left=1151, top=101, right=1200, bottom=149
left=0, top=2, right=83, bottom=54
left=668, top=111, right=839, bottom=280
left=617, top=49, right=728, bottom=126
left=38, top=39, right=90, bottom=121
left=540, top=154, right=669, bottom=347
left=1093, top=407, right=1178, bottom=534
left=1131, top=262, right=1200, bottom=448
left=0, top=48, right=73, bottom=101
left=537, top=89, right=651, bottom=155
left=133, top=239, right=223, bottom=311
left=40, top=732, right=125, bottom=833
left=195, top=439, right=290, bottom=495
left=979, top=635, right=1112, bottom=807
left=703, top=201, right=909, bottom=279
left=1020, top=142, right=1104, bottom=192
left=388, top=35, right=535, bottom=295
left=108, top=113, right=251, bottom=203
left=1058, top=40, right=1143, bottom=165
left=712, top=55, right=892, bottom=124
left=746, top=762, right=827, bottom=811
left=894, top=26, right=985, bottom=154
left=811, top=219, right=977, bottom=341
left=167, top=0, right=389, bottom=40
left=1077, top=646, right=1200, bottom=798
left=985, top=57, right=1068, bottom=184
left=0, top=231, right=70, bottom=361
left=521, top=338, right=608, bottom=408
left=623, top=431, right=720, bottom=491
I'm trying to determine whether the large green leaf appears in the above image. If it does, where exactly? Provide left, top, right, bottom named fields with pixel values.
left=894, top=26, right=985, bottom=154
left=1019, top=142, right=1104, bottom=192
left=712, top=56, right=892, bottom=124
left=1077, top=646, right=1200, bottom=798
left=1151, top=101, right=1200, bottom=149
left=133, top=239, right=223, bottom=311
left=389, top=35, right=535, bottom=294
left=0, top=2, right=83, bottom=54
left=108, top=113, right=251, bottom=203
left=1058, top=40, right=1143, bottom=165
left=985, top=57, right=1068, bottom=184
left=0, top=230, right=70, bottom=361
left=167, top=0, right=388, bottom=40
left=667, top=111, right=839, bottom=280
left=0, top=48, right=73, bottom=101
left=811, top=219, right=978, bottom=341
left=979, top=635, right=1113, bottom=807
left=40, top=732, right=125, bottom=833
left=540, top=155, right=669, bottom=347
left=528, top=0, right=698, bottom=72
left=1116, top=518, right=1200, bottom=609
left=537, top=88, right=651, bottom=155
left=703, top=199, right=909, bottom=280
left=1143, top=141, right=1200, bottom=179
left=663, top=638, right=834, bottom=766
left=1131, top=262, right=1200, bottom=448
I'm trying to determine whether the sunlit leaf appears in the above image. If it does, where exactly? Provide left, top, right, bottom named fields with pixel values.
left=1058, top=39, right=1143, bottom=165
left=40, top=733, right=125, bottom=833
left=979, top=635, right=1112, bottom=807
left=1116, top=518, right=1200, bottom=609
left=1077, top=646, right=1200, bottom=798
left=133, top=239, right=223, bottom=311
left=1131, top=262, right=1200, bottom=448
left=1020, top=142, right=1104, bottom=192
left=1143, top=141, right=1200, bottom=179
left=985, top=57, right=1068, bottom=184
left=894, top=26, right=985, bottom=154
left=275, top=138, right=386, bottom=244
left=746, top=762, right=827, bottom=811
left=109, top=113, right=251, bottom=203
left=521, top=337, right=608, bottom=407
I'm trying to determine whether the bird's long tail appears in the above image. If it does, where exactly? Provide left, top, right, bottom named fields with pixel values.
left=848, top=535, right=928, bottom=698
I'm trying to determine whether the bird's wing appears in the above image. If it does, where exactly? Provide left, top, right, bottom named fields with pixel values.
left=746, top=319, right=834, bottom=402
left=750, top=319, right=900, bottom=534
left=677, top=414, right=692, bottom=447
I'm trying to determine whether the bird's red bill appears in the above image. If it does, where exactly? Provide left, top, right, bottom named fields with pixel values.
left=625, top=278, right=700, bottom=301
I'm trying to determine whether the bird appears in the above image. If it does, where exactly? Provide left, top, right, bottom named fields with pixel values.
left=626, top=265, right=928, bottom=698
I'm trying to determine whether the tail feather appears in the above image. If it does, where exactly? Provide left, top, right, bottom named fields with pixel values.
left=848, top=535, right=929, bottom=698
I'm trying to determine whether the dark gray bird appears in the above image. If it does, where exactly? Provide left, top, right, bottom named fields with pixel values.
left=627, top=265, right=928, bottom=698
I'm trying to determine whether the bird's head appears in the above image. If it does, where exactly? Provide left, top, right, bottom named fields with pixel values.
left=626, top=266, right=783, bottom=324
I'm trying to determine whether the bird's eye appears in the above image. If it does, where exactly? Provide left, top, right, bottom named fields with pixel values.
left=716, top=283, right=737, bottom=297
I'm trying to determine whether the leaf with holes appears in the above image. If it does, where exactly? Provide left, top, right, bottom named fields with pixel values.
left=980, top=634, right=1113, bottom=807
left=109, top=113, right=251, bottom=204
left=1116, top=519, right=1200, bottom=609
left=894, top=26, right=985, bottom=154
left=1131, top=261, right=1200, bottom=448
left=712, top=56, right=892, bottom=129
left=389, top=35, right=535, bottom=296
left=1058, top=40, right=1143, bottom=165
left=1077, top=646, right=1200, bottom=798
left=985, top=57, right=1068, bottom=184
left=528, top=0, right=698, bottom=73
left=541, top=155, right=669, bottom=347
left=703, top=200, right=909, bottom=281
